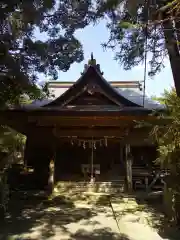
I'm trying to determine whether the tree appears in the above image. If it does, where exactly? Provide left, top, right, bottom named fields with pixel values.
left=0, top=95, right=32, bottom=170
left=0, top=0, right=97, bottom=105
left=151, top=89, right=180, bottom=224
left=97, top=0, right=180, bottom=96
left=2, top=0, right=180, bottom=103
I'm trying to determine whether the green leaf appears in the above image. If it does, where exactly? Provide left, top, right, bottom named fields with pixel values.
left=119, top=21, right=136, bottom=29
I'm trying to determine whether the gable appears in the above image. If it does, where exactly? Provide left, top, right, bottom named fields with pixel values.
left=65, top=83, right=121, bottom=106
left=69, top=90, right=117, bottom=106
left=44, top=61, right=142, bottom=108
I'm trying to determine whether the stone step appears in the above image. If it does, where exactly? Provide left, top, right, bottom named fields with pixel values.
left=54, top=181, right=125, bottom=194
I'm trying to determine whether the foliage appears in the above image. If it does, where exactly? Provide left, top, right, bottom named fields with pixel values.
left=0, top=126, right=24, bottom=219
left=152, top=93, right=167, bottom=105
left=158, top=0, right=180, bottom=16
left=0, top=126, right=26, bottom=155
left=0, top=0, right=97, bottom=104
left=1, top=0, right=178, bottom=103
left=151, top=90, right=179, bottom=166
left=1, top=0, right=179, bottom=104
left=0, top=172, right=9, bottom=217
left=0, top=123, right=26, bottom=219
left=0, top=95, right=29, bottom=169
left=150, top=89, right=180, bottom=223
left=97, top=0, right=167, bottom=77
left=96, top=0, right=180, bottom=97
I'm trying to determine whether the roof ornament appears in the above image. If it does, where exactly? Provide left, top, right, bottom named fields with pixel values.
left=82, top=53, right=104, bottom=75
left=88, top=53, right=96, bottom=66
left=91, top=52, right=94, bottom=61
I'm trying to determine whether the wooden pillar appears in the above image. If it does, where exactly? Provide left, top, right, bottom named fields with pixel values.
left=119, top=143, right=123, bottom=164
left=125, top=144, right=133, bottom=192
left=23, top=137, right=30, bottom=167
left=119, top=143, right=124, bottom=177
left=90, top=139, right=94, bottom=183
left=48, top=146, right=56, bottom=195
left=48, top=159, right=55, bottom=195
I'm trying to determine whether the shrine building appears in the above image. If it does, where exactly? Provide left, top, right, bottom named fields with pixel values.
left=0, top=54, right=165, bottom=192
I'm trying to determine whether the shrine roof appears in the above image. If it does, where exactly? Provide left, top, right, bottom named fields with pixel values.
left=43, top=67, right=142, bottom=108
left=0, top=55, right=165, bottom=136
left=21, top=53, right=163, bottom=112
left=2, top=106, right=153, bottom=117
left=9, top=54, right=164, bottom=113
left=25, top=88, right=163, bottom=110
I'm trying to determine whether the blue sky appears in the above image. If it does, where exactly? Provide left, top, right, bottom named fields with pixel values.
left=37, top=19, right=174, bottom=97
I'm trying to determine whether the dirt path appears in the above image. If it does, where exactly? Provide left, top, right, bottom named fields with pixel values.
left=0, top=193, right=179, bottom=240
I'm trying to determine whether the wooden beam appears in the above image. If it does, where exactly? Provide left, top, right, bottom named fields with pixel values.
left=26, top=126, right=152, bottom=147
left=36, top=119, right=130, bottom=127
left=29, top=115, right=158, bottom=127
left=28, top=115, right=157, bottom=122
left=50, top=127, right=131, bottom=138
left=27, top=126, right=150, bottom=137
left=48, top=81, right=142, bottom=89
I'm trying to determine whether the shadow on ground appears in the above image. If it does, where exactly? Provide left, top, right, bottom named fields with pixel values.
left=1, top=191, right=180, bottom=240
left=92, top=193, right=180, bottom=240
left=0, top=192, right=98, bottom=239
left=136, top=195, right=180, bottom=240
left=70, top=228, right=130, bottom=240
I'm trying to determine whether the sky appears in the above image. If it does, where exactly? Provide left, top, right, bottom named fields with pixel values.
left=36, top=19, right=174, bottom=97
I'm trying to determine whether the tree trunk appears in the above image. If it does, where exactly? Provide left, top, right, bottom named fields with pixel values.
left=174, top=193, right=180, bottom=225
left=163, top=185, right=175, bottom=220
left=163, top=19, right=180, bottom=97
left=165, top=169, right=180, bottom=226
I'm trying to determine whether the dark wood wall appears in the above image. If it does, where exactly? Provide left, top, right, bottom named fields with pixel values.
left=54, top=141, right=122, bottom=181
left=24, top=137, right=53, bottom=186
left=131, top=146, right=158, bottom=167
left=24, top=134, right=157, bottom=184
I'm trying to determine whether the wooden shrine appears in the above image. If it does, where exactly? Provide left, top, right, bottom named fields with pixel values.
left=0, top=54, right=165, bottom=192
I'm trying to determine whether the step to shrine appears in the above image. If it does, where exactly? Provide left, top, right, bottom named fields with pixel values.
left=53, top=180, right=125, bottom=195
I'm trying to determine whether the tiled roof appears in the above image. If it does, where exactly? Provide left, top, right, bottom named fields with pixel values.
left=114, top=88, right=164, bottom=110
left=22, top=87, right=164, bottom=110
